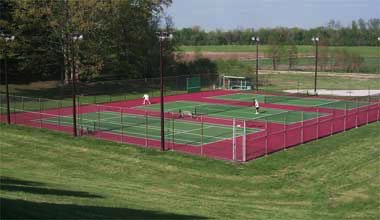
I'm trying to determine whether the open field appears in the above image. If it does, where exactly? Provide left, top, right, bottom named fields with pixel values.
left=178, top=45, right=380, bottom=74
left=1, top=123, right=379, bottom=219
left=179, top=45, right=380, bottom=57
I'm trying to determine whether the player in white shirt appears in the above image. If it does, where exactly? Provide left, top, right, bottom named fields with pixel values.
left=254, top=98, right=260, bottom=114
left=143, top=94, right=151, bottom=105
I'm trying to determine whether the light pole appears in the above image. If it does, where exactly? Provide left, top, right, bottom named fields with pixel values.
left=71, top=33, right=83, bottom=137
left=1, top=34, right=15, bottom=124
left=312, top=37, right=320, bottom=95
left=157, top=31, right=173, bottom=151
left=252, top=36, right=260, bottom=91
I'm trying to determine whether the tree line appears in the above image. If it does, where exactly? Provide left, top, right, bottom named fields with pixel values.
left=1, top=1, right=379, bottom=85
left=1, top=0, right=179, bottom=83
left=174, top=18, right=380, bottom=46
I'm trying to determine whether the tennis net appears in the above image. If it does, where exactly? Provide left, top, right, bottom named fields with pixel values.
left=90, top=114, right=149, bottom=133
left=263, top=94, right=309, bottom=104
left=194, top=103, right=251, bottom=116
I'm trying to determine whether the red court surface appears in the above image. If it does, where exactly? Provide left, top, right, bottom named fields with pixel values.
left=2, top=90, right=379, bottom=162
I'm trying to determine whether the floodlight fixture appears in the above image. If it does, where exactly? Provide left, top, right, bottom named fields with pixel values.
left=252, top=36, right=259, bottom=42
left=73, top=34, right=83, bottom=41
left=312, top=37, right=320, bottom=42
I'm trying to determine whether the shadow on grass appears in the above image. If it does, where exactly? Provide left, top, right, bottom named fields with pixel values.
left=0, top=176, right=102, bottom=198
left=0, top=177, right=207, bottom=219
left=0, top=198, right=207, bottom=219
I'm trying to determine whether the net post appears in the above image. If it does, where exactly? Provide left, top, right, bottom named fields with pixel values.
left=232, top=118, right=236, bottom=161
left=242, top=120, right=246, bottom=162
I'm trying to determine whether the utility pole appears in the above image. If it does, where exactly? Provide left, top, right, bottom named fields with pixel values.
left=1, top=34, right=15, bottom=124
left=71, top=33, right=83, bottom=137
left=312, top=37, right=320, bottom=95
left=157, top=31, right=173, bottom=151
left=252, top=37, right=260, bottom=91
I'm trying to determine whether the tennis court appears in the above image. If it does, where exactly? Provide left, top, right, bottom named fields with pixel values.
left=137, top=100, right=322, bottom=124
left=36, top=111, right=258, bottom=146
left=211, top=93, right=370, bottom=109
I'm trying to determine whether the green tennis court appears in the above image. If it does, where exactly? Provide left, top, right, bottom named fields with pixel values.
left=210, top=93, right=370, bottom=109
left=37, top=111, right=258, bottom=146
left=137, top=101, right=322, bottom=124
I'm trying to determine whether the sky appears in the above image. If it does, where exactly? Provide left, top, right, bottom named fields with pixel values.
left=166, top=0, right=380, bottom=30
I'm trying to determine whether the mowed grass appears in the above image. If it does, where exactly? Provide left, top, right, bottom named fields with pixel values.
left=1, top=123, right=379, bottom=219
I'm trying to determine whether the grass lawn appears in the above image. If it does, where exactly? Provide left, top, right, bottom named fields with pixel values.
left=1, top=123, right=379, bottom=219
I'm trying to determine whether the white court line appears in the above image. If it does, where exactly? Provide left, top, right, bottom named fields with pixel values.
left=41, top=114, right=248, bottom=140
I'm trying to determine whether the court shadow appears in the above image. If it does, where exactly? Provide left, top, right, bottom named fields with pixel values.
left=0, top=176, right=102, bottom=198
left=0, top=198, right=207, bottom=219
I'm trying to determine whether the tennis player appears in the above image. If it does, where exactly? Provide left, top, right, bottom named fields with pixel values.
left=143, top=94, right=151, bottom=105
left=254, top=98, right=260, bottom=114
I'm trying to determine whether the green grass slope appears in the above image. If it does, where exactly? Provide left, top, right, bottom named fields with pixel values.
left=1, top=123, right=379, bottom=219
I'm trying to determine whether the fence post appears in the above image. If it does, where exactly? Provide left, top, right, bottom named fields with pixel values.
left=21, top=96, right=25, bottom=112
left=366, top=101, right=369, bottom=125
left=172, top=113, right=175, bottom=150
left=201, top=115, right=204, bottom=156
left=120, top=108, right=123, bottom=143
left=301, top=111, right=304, bottom=144
left=344, top=103, right=347, bottom=131
left=232, top=118, right=236, bottom=161
left=145, top=111, right=148, bottom=147
left=283, top=113, right=287, bottom=150
left=330, top=108, right=334, bottom=136
left=355, top=98, right=358, bottom=128
left=97, top=105, right=100, bottom=138
left=39, top=98, right=42, bottom=128
left=242, top=120, right=246, bottom=162
left=265, top=119, right=268, bottom=156
left=316, top=107, right=319, bottom=139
